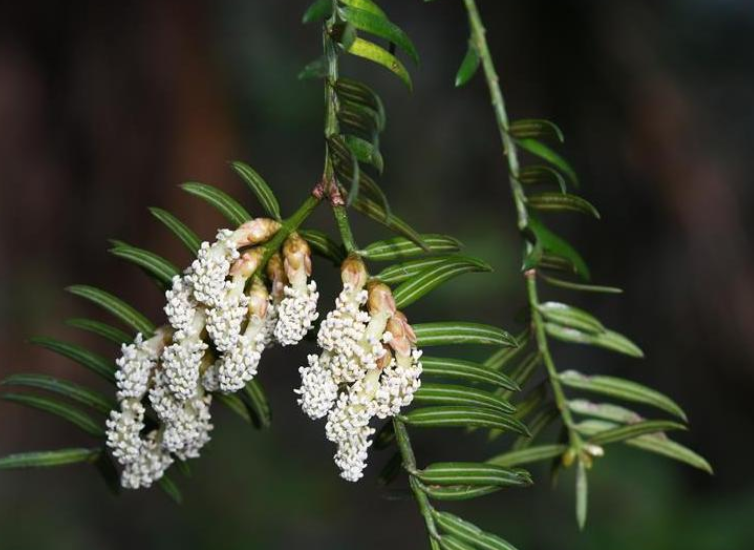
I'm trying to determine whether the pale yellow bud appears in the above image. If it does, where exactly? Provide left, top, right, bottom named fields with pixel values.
left=376, top=345, right=393, bottom=370
left=282, top=233, right=312, bottom=282
left=386, top=311, right=416, bottom=358
left=266, top=253, right=288, bottom=302
left=229, top=249, right=263, bottom=278
left=234, top=218, right=281, bottom=247
left=248, top=278, right=270, bottom=319
left=366, top=281, right=396, bottom=317
left=340, top=255, right=368, bottom=291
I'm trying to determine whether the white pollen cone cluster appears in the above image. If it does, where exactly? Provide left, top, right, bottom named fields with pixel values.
left=274, top=233, right=320, bottom=346
left=105, top=329, right=175, bottom=489
left=107, top=217, right=321, bottom=489
left=295, top=257, right=423, bottom=482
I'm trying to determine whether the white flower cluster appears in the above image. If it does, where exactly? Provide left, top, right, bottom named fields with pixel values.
left=274, top=233, right=319, bottom=346
left=106, top=331, right=175, bottom=489
left=295, top=261, right=422, bottom=482
left=106, top=219, right=322, bottom=489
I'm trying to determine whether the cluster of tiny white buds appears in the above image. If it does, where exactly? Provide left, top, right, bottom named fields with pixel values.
left=261, top=253, right=286, bottom=345
left=296, top=352, right=339, bottom=419
left=205, top=250, right=261, bottom=353
left=295, top=258, right=423, bottom=482
left=161, top=308, right=208, bottom=402
left=106, top=330, right=174, bottom=488
left=188, top=229, right=240, bottom=308
left=187, top=219, right=280, bottom=308
left=325, top=388, right=375, bottom=482
left=214, top=278, right=270, bottom=392
left=150, top=367, right=214, bottom=460
left=164, top=274, right=197, bottom=333
left=107, top=217, right=291, bottom=489
left=274, top=233, right=319, bottom=346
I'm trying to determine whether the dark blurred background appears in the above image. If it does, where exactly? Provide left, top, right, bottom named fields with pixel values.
left=1, top=0, right=752, bottom=548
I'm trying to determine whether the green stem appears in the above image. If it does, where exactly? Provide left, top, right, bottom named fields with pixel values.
left=332, top=204, right=357, bottom=253
left=322, top=6, right=359, bottom=254
left=526, top=272, right=580, bottom=444
left=260, top=194, right=321, bottom=268
left=393, top=419, right=439, bottom=541
left=463, top=0, right=580, bottom=448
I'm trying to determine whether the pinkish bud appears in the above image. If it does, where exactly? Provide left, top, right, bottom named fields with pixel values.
left=229, top=249, right=263, bottom=278
left=340, top=255, right=368, bottom=291
left=376, top=344, right=393, bottom=370
left=248, top=278, right=270, bottom=319
left=282, top=233, right=312, bottom=287
left=366, top=281, right=396, bottom=317
left=266, top=253, right=289, bottom=303
left=234, top=218, right=281, bottom=247
left=386, top=311, right=416, bottom=357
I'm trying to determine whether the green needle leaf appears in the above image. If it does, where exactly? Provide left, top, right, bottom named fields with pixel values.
left=334, top=79, right=386, bottom=123
left=1, top=374, right=116, bottom=415
left=302, top=0, right=333, bottom=23
left=66, top=285, right=154, bottom=336
left=0, top=448, right=101, bottom=470
left=510, top=119, right=565, bottom=143
left=569, top=399, right=643, bottom=424
left=626, top=433, right=713, bottom=474
left=518, top=165, right=568, bottom=193
left=574, top=419, right=710, bottom=472
left=413, top=322, right=519, bottom=347
left=158, top=475, right=183, bottom=504
left=401, top=406, right=529, bottom=435
left=434, top=511, right=519, bottom=550
left=527, top=192, right=600, bottom=219
left=337, top=102, right=382, bottom=141
left=181, top=182, right=251, bottom=226
left=515, top=138, right=578, bottom=186
left=576, top=459, right=588, bottom=530
left=361, top=234, right=461, bottom=260
left=298, top=57, right=328, bottom=80
left=109, top=241, right=180, bottom=287
left=418, top=462, right=532, bottom=487
left=525, top=215, right=590, bottom=280
left=560, top=370, right=687, bottom=421
left=393, top=256, right=492, bottom=308
left=344, top=135, right=384, bottom=173
left=347, top=38, right=412, bottom=91
left=455, top=41, right=481, bottom=87
left=582, top=419, right=686, bottom=446
left=340, top=0, right=387, bottom=17
left=1, top=393, right=104, bottom=437
left=242, top=380, right=271, bottom=429
left=149, top=207, right=201, bottom=255
left=537, top=302, right=605, bottom=334
left=215, top=393, right=252, bottom=424
left=487, top=444, right=568, bottom=468
left=545, top=324, right=644, bottom=358
left=66, top=318, right=131, bottom=345
left=421, top=356, right=519, bottom=391
left=299, top=229, right=347, bottom=264
left=29, top=337, right=115, bottom=383
left=341, top=6, right=420, bottom=65
left=231, top=161, right=282, bottom=220
left=377, top=451, right=403, bottom=486
left=439, top=536, right=482, bottom=550
left=351, top=196, right=427, bottom=249
left=539, top=273, right=622, bottom=294
left=421, top=484, right=503, bottom=501
left=414, top=383, right=515, bottom=413
left=376, top=257, right=451, bottom=284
